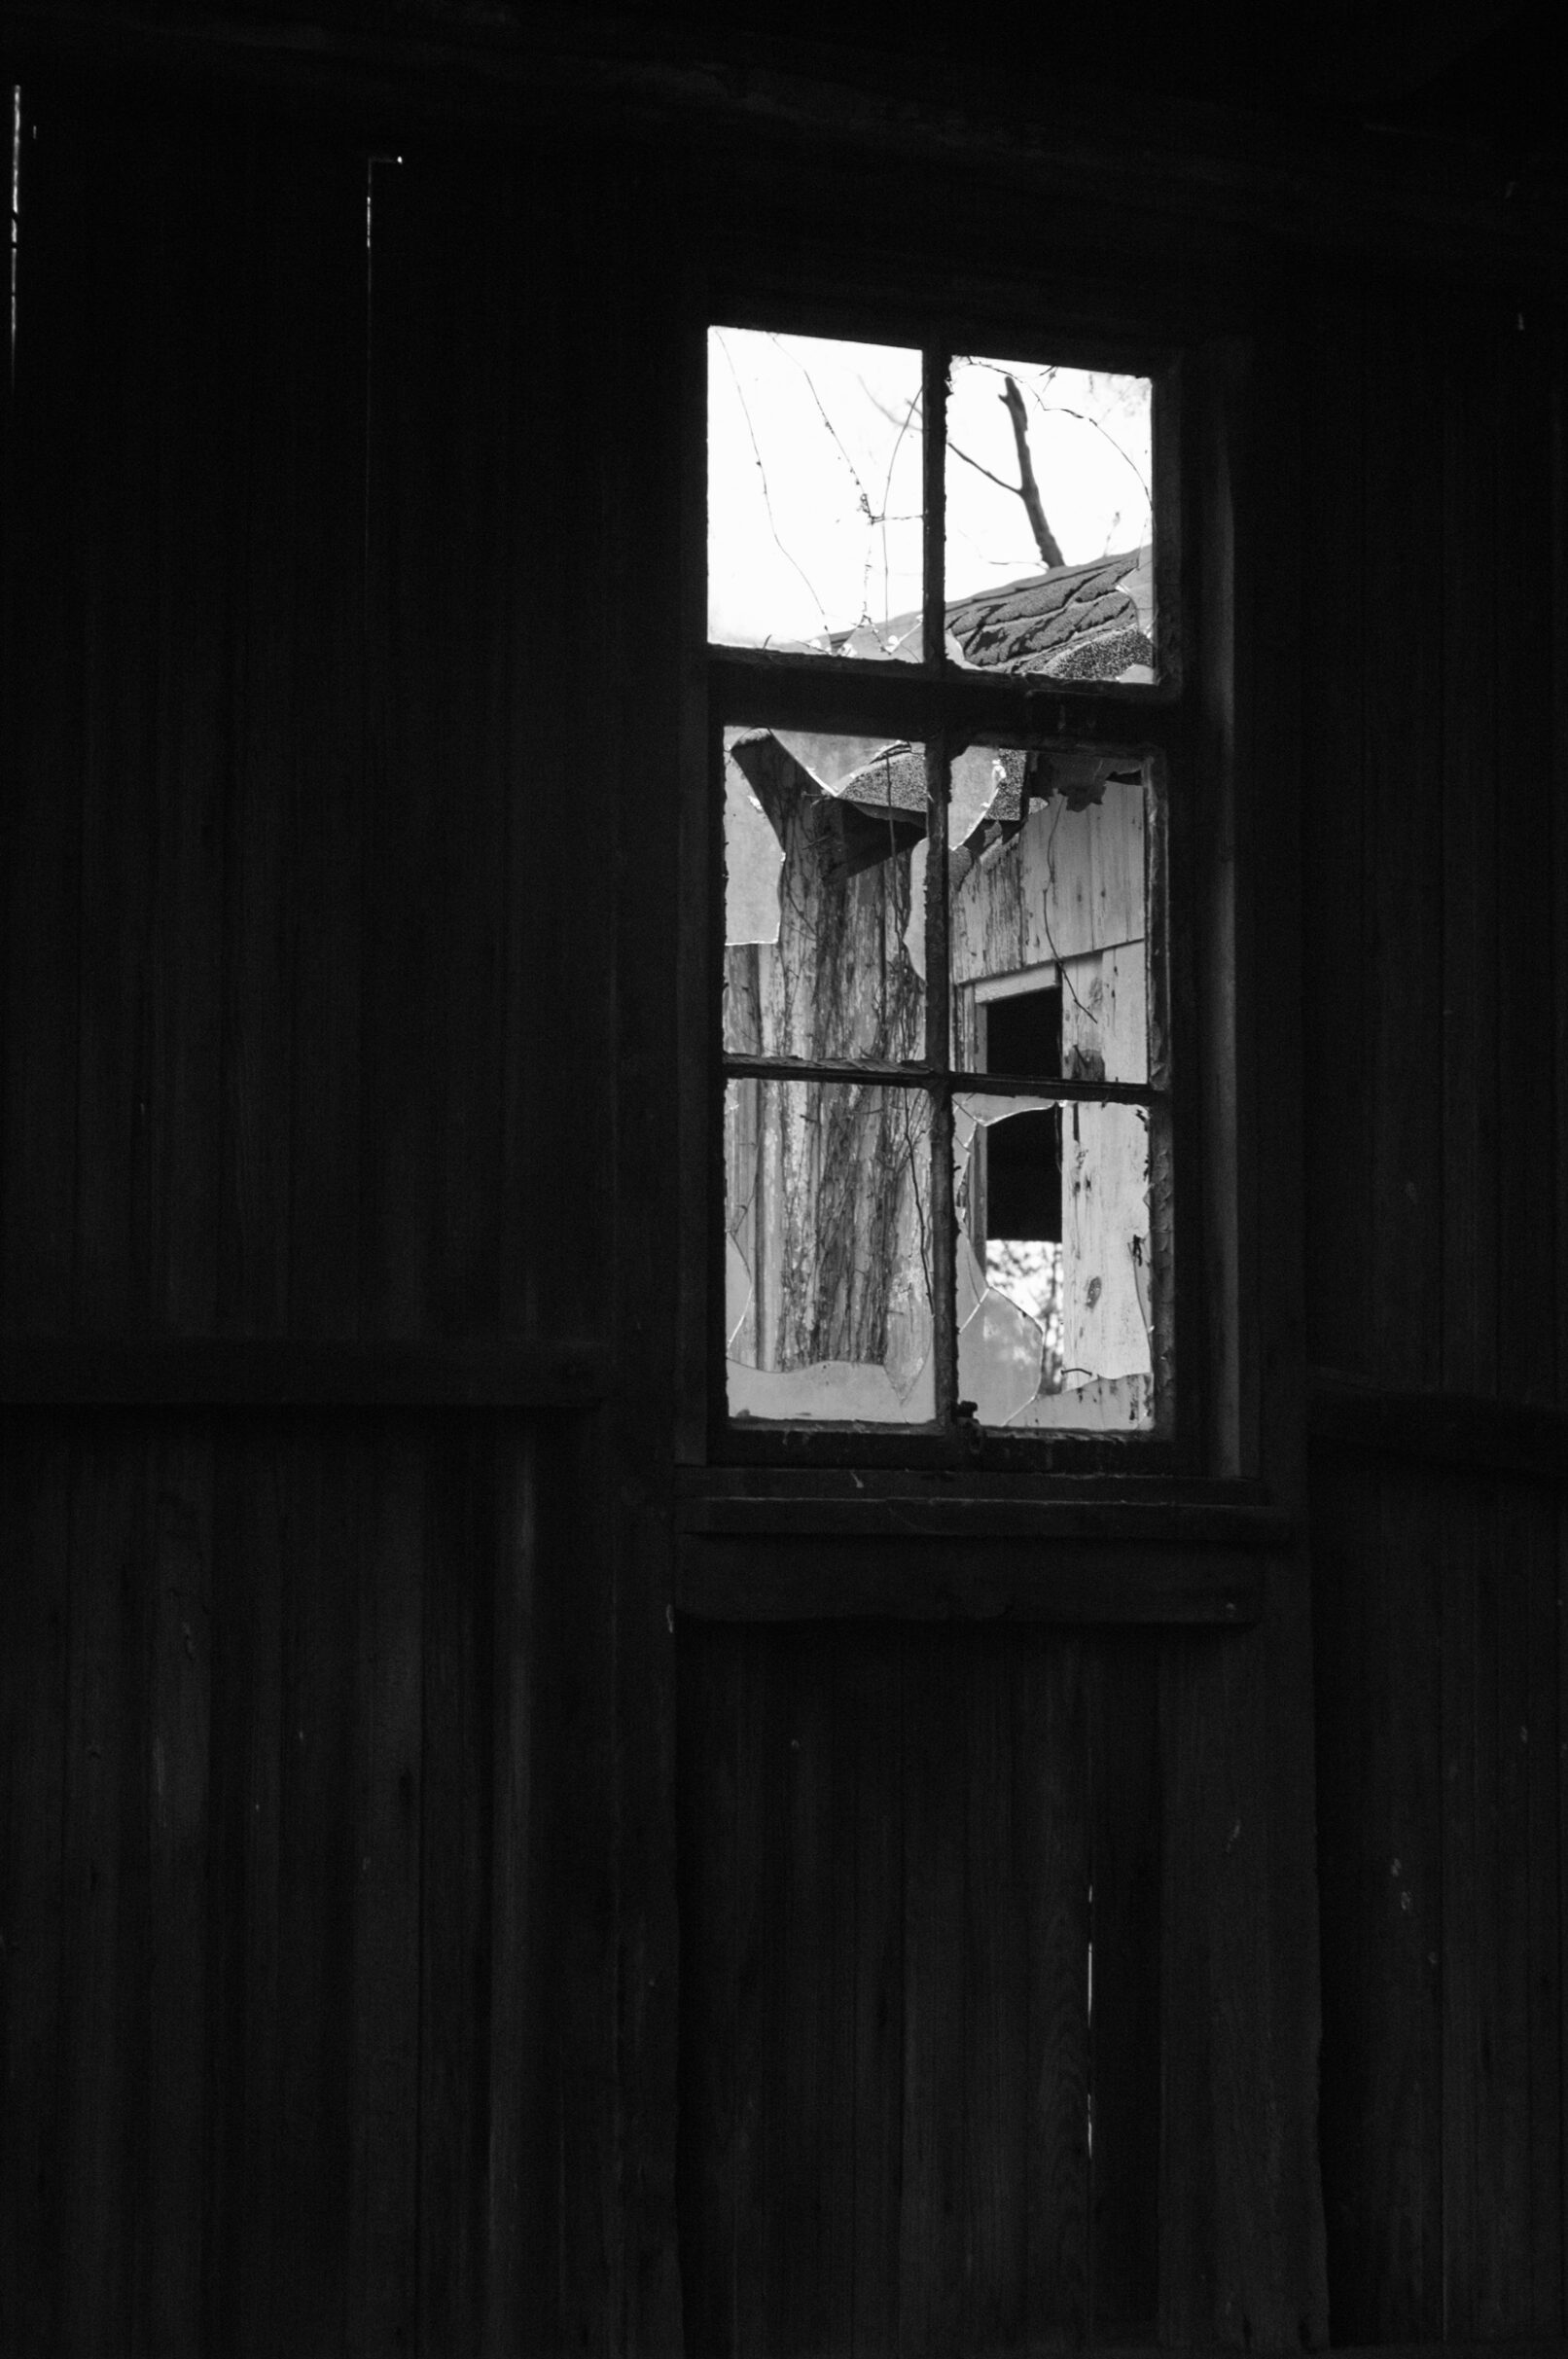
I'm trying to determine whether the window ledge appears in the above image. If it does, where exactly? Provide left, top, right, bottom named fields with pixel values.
left=675, top=1494, right=1283, bottom=1623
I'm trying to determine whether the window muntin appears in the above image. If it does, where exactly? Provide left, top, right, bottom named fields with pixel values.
left=707, top=326, right=1175, bottom=1448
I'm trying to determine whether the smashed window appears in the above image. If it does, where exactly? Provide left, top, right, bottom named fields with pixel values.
left=709, top=327, right=1169, bottom=1438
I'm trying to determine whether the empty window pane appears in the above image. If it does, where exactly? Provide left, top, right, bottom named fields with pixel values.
left=708, top=328, right=924, bottom=652
left=725, top=1078, right=935, bottom=1423
left=955, top=1091, right=1156, bottom=1430
left=723, top=732, right=930, bottom=1060
left=950, top=755, right=1152, bottom=1085
left=945, top=356, right=1154, bottom=680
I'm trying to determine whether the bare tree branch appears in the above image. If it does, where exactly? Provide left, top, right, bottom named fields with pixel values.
left=1000, top=375, right=1065, bottom=569
left=947, top=440, right=1020, bottom=497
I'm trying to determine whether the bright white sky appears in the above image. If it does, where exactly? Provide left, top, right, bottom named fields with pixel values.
left=708, top=328, right=1153, bottom=648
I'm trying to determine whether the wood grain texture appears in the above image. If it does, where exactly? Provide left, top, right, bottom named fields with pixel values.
left=677, top=1533, right=1263, bottom=1623
left=1087, top=1639, right=1161, bottom=2341
left=0, top=90, right=84, bottom=1332
left=6, top=42, right=1567, bottom=2359
left=1440, top=323, right=1502, bottom=1399
left=0, top=1419, right=72, bottom=2354
left=678, top=1623, right=1249, bottom=2356
left=1158, top=1589, right=1329, bottom=2352
left=415, top=1423, right=495, bottom=2359
left=0, top=1335, right=608, bottom=1407
left=1314, top=1448, right=1568, bottom=2344
left=1, top=1408, right=621, bottom=2356
left=1306, top=291, right=1568, bottom=2347
left=1367, top=292, right=1446, bottom=1392
left=1491, top=320, right=1559, bottom=1410
left=1299, top=281, right=1370, bottom=1381
left=599, top=154, right=689, bottom=2359
left=55, top=1421, right=141, bottom=2354
left=232, top=142, right=368, bottom=1342
left=1308, top=1381, right=1568, bottom=1483
left=1314, top=1454, right=1444, bottom=2341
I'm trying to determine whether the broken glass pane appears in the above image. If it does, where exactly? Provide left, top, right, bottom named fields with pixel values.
left=708, top=328, right=924, bottom=653
left=723, top=732, right=929, bottom=1062
left=945, top=356, right=1155, bottom=681
left=949, top=753, right=1150, bottom=1083
left=725, top=1077, right=935, bottom=1422
left=954, top=1091, right=1155, bottom=1430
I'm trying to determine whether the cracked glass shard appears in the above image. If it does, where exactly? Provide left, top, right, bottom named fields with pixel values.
left=955, top=1090, right=1155, bottom=1430
left=903, top=745, right=1002, bottom=985
left=725, top=1078, right=935, bottom=1422
left=950, top=759, right=1151, bottom=1083
left=723, top=733, right=928, bottom=1060
left=953, top=1092, right=1059, bottom=1426
left=724, top=732, right=787, bottom=947
left=708, top=327, right=923, bottom=652
left=944, top=357, right=1156, bottom=682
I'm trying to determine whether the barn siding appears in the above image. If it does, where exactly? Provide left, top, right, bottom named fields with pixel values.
left=1, top=88, right=679, bottom=2359
left=0, top=34, right=1565, bottom=2359
left=1304, top=282, right=1568, bottom=2342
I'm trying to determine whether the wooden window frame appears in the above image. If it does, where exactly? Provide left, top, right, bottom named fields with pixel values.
left=678, top=285, right=1251, bottom=1499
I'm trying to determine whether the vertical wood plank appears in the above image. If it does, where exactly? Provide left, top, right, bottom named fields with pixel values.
left=544, top=1412, right=624, bottom=2359
left=675, top=1621, right=742, bottom=2359
left=1300, top=282, right=1370, bottom=1378
left=278, top=146, right=370, bottom=1343
left=56, top=1422, right=143, bottom=2357
left=1365, top=288, right=1445, bottom=1389
left=959, top=1637, right=1027, bottom=2357
left=849, top=1628, right=904, bottom=2359
left=135, top=1426, right=214, bottom=2358
left=898, top=1626, right=971, bottom=2358
left=0, top=1419, right=72, bottom=2354
left=1160, top=1591, right=1328, bottom=2351
left=1492, top=318, right=1559, bottom=1407
left=726, top=1620, right=768, bottom=2359
left=1315, top=1457, right=1443, bottom=2341
left=64, top=125, right=160, bottom=1334
left=599, top=146, right=687, bottom=2359
left=1559, top=1487, right=1568, bottom=2336
left=1441, top=1470, right=1483, bottom=2340
left=66, top=117, right=260, bottom=1338
left=1018, top=1633, right=1091, bottom=2353
left=1525, top=1483, right=1568, bottom=2336
left=273, top=1428, right=358, bottom=2358
left=1451, top=1473, right=1562, bottom=2338
left=361, top=156, right=544, bottom=1340
left=1440, top=325, right=1501, bottom=1396
left=217, top=138, right=326, bottom=1338
left=483, top=1419, right=542, bottom=2359
left=0, top=92, right=87, bottom=1331
left=1087, top=1634, right=1161, bottom=2341
left=1517, top=1478, right=1563, bottom=2334
left=139, top=144, right=236, bottom=1340
left=348, top=1423, right=423, bottom=2358
left=777, top=1627, right=856, bottom=2356
left=1553, top=321, right=1568, bottom=1418
left=417, top=1419, right=494, bottom=2359
left=202, top=1425, right=287, bottom=2359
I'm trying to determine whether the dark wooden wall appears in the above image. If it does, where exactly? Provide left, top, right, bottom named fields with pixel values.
left=677, top=1613, right=1329, bottom=2356
left=1, top=44, right=1566, bottom=2359
left=1301, top=284, right=1568, bottom=2343
left=0, top=89, right=683, bottom=2357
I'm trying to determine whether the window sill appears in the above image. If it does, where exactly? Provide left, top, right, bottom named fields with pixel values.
left=675, top=1486, right=1284, bottom=1623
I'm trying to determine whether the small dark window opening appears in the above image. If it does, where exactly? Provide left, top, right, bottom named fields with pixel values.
left=983, top=988, right=1061, bottom=1244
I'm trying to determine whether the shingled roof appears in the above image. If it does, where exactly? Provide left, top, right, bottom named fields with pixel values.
left=829, top=544, right=1153, bottom=828
left=729, top=547, right=1155, bottom=877
left=944, top=547, right=1153, bottom=681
